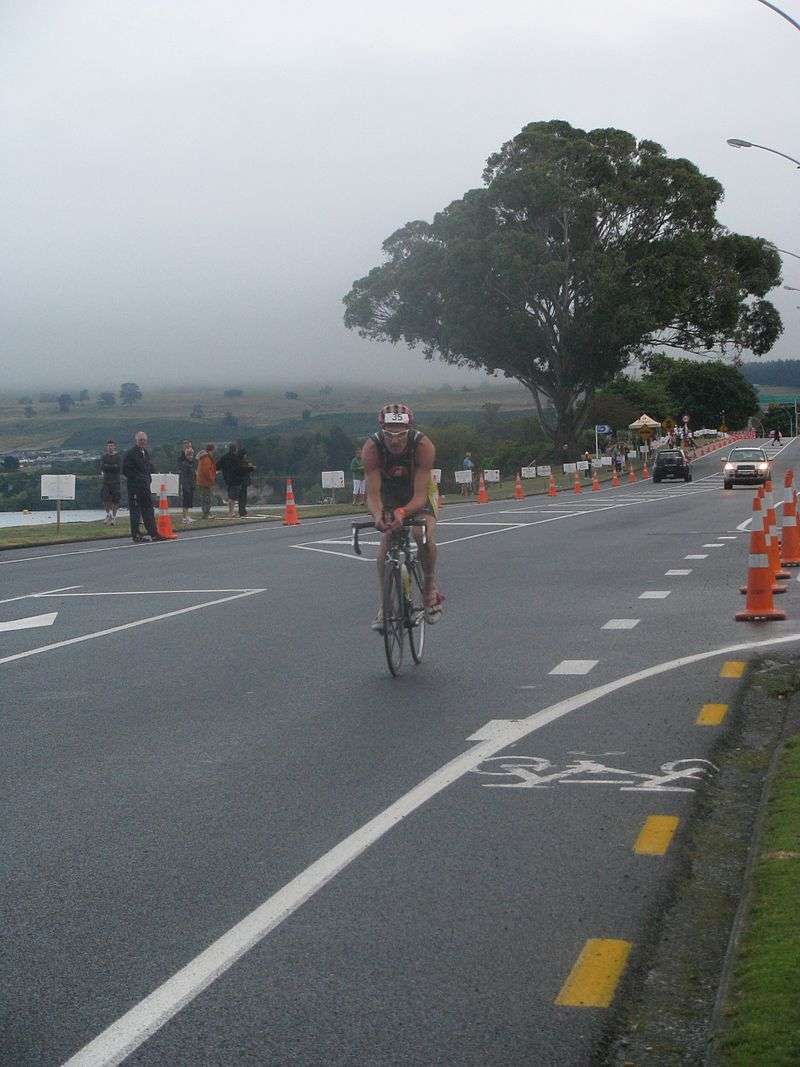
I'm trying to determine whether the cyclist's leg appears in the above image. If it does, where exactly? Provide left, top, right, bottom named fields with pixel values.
left=413, top=514, right=439, bottom=609
left=372, top=523, right=393, bottom=630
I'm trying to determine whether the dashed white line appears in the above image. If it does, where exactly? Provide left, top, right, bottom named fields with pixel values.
left=549, top=659, right=599, bottom=675
left=665, top=569, right=692, bottom=576
left=602, top=619, right=640, bottom=630
left=703, top=543, right=725, bottom=548
left=639, top=591, right=671, bottom=599
left=685, top=554, right=708, bottom=560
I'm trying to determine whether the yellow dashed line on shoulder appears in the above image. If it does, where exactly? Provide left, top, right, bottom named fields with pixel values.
left=555, top=938, right=632, bottom=1007
left=720, top=660, right=746, bottom=679
left=697, top=702, right=729, bottom=726
left=634, top=815, right=679, bottom=855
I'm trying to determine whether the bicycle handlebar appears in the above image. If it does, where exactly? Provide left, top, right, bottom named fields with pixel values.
left=351, top=517, right=426, bottom=556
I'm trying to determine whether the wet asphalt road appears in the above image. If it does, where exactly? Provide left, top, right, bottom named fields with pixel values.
left=3, top=438, right=799, bottom=1066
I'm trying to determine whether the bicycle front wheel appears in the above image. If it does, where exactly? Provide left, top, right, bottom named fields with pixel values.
left=405, top=560, right=426, bottom=665
left=382, top=563, right=404, bottom=676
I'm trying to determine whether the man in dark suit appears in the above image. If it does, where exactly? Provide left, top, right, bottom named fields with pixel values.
left=122, top=431, right=167, bottom=543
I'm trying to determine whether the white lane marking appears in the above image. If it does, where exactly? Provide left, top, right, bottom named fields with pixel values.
left=602, top=619, right=640, bottom=630
left=32, top=589, right=259, bottom=597
left=62, top=626, right=800, bottom=1067
left=665, top=569, right=692, bottom=576
left=437, top=520, right=523, bottom=527
left=0, top=585, right=81, bottom=605
left=718, top=536, right=738, bottom=540
left=290, top=545, right=369, bottom=562
left=549, top=659, right=599, bottom=675
left=737, top=498, right=786, bottom=531
left=466, top=720, right=519, bottom=741
left=639, top=591, right=671, bottom=599
left=0, top=591, right=265, bottom=669
left=685, top=554, right=708, bottom=560
left=703, top=543, right=725, bottom=548
left=0, top=611, right=58, bottom=633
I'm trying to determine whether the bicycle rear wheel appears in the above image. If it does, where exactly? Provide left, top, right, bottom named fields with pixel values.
left=382, top=563, right=404, bottom=676
left=405, top=560, right=426, bottom=664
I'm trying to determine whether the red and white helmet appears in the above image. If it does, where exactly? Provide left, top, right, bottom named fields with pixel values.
left=378, top=403, right=414, bottom=428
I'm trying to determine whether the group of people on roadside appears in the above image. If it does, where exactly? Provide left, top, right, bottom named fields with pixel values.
left=98, top=432, right=256, bottom=543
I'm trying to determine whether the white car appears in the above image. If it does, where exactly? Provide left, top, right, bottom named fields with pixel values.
left=722, top=447, right=772, bottom=490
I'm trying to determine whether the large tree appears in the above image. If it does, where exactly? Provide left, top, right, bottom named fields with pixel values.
left=644, top=354, right=760, bottom=429
left=343, top=120, right=782, bottom=453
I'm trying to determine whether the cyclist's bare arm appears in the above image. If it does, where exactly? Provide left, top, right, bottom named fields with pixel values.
left=362, top=438, right=385, bottom=526
left=406, top=437, right=435, bottom=517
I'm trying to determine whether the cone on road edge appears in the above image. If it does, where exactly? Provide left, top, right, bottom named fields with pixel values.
left=477, top=473, right=489, bottom=504
left=627, top=467, right=637, bottom=483
left=573, top=471, right=582, bottom=494
left=548, top=475, right=558, bottom=497
left=611, top=469, right=621, bottom=488
left=741, top=495, right=786, bottom=594
left=514, top=473, right=524, bottom=501
left=591, top=470, right=601, bottom=491
left=283, top=478, right=300, bottom=525
left=641, top=460, right=650, bottom=480
left=736, top=511, right=786, bottom=621
left=781, top=470, right=800, bottom=566
left=765, top=479, right=790, bottom=580
left=156, top=483, right=178, bottom=539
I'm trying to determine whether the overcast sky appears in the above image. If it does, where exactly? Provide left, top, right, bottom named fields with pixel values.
left=2, top=0, right=799, bottom=390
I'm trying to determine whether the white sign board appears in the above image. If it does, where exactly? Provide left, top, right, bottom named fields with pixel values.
left=521, top=466, right=537, bottom=479
left=40, top=474, right=76, bottom=500
left=626, top=451, right=637, bottom=460
left=483, top=469, right=500, bottom=483
left=431, top=468, right=442, bottom=484
left=591, top=459, right=603, bottom=469
left=563, top=463, right=577, bottom=473
left=639, top=445, right=649, bottom=455
left=601, top=456, right=612, bottom=466
left=150, top=473, right=179, bottom=496
left=537, top=465, right=551, bottom=477
left=321, top=470, right=345, bottom=489
left=577, top=461, right=589, bottom=472
left=454, top=469, right=473, bottom=484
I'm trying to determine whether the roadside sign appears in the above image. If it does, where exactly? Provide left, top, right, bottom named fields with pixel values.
left=321, top=470, right=345, bottom=488
left=431, top=468, right=442, bottom=484
left=682, top=414, right=690, bottom=424
left=150, top=473, right=179, bottom=496
left=41, top=474, right=75, bottom=500
left=563, top=463, right=577, bottom=473
left=595, top=424, right=612, bottom=435
left=576, top=461, right=589, bottom=471
left=454, top=469, right=472, bottom=484
left=521, top=466, right=537, bottom=478
left=483, top=469, right=500, bottom=482
left=537, top=465, right=552, bottom=477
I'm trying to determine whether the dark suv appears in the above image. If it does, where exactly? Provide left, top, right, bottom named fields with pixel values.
left=652, top=448, right=692, bottom=483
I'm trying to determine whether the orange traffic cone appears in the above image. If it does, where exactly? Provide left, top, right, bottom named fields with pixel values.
left=591, top=470, right=601, bottom=491
left=781, top=471, right=800, bottom=566
left=573, top=471, right=582, bottom=494
left=611, top=469, right=621, bottom=488
left=765, top=480, right=790, bottom=580
left=283, top=478, right=300, bottom=526
left=156, top=483, right=178, bottom=539
left=736, top=505, right=786, bottom=621
left=514, top=473, right=524, bottom=501
left=548, top=474, right=558, bottom=497
left=477, top=473, right=489, bottom=504
left=741, top=495, right=785, bottom=594
left=642, top=460, right=650, bottom=480
left=627, top=466, right=637, bottom=483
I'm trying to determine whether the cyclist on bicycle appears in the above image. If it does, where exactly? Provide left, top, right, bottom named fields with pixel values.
left=363, top=403, right=444, bottom=630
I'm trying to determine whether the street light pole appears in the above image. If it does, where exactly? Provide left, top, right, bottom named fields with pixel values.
left=727, top=138, right=800, bottom=169
left=754, top=0, right=800, bottom=32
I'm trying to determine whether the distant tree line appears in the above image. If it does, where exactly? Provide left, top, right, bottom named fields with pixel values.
left=740, top=360, right=800, bottom=388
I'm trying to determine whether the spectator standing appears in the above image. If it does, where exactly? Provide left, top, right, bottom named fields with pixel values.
left=351, top=447, right=365, bottom=504
left=178, top=443, right=197, bottom=526
left=195, top=443, right=217, bottom=519
left=461, top=451, right=475, bottom=497
left=99, top=439, right=121, bottom=525
left=218, top=443, right=241, bottom=518
left=236, top=447, right=256, bottom=517
left=122, top=431, right=165, bottom=543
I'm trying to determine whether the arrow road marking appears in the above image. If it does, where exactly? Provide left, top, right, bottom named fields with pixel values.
left=0, top=612, right=58, bottom=633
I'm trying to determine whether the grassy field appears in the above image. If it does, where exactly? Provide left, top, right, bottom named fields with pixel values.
left=0, top=381, right=534, bottom=453
left=718, top=733, right=800, bottom=1065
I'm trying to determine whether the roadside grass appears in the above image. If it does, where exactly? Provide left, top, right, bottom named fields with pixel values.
left=718, top=733, right=800, bottom=1065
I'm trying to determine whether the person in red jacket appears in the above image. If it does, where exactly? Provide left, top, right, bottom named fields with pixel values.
left=195, top=443, right=217, bottom=519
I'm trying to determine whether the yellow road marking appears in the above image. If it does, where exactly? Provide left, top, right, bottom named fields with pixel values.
left=634, top=815, right=679, bottom=855
left=720, top=660, right=745, bottom=678
left=555, top=939, right=632, bottom=1007
left=696, top=702, right=729, bottom=726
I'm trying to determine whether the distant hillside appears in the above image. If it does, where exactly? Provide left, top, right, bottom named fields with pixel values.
left=742, top=360, right=800, bottom=388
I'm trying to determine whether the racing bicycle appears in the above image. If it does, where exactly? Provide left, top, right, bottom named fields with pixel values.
left=352, top=517, right=427, bottom=676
